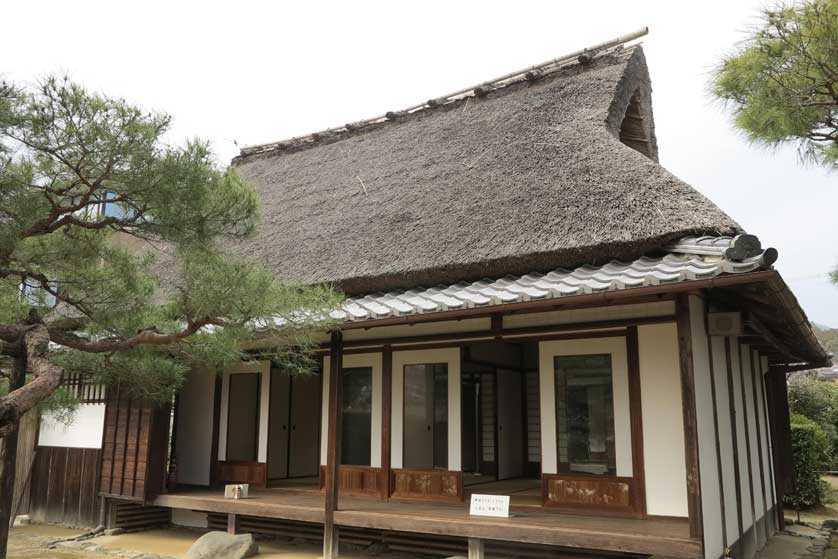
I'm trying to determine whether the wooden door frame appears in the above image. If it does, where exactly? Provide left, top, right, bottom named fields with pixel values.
left=538, top=329, right=647, bottom=518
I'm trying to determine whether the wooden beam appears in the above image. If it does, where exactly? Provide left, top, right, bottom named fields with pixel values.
left=675, top=295, right=703, bottom=540
left=323, top=330, right=344, bottom=559
left=336, top=315, right=673, bottom=350
left=381, top=346, right=392, bottom=501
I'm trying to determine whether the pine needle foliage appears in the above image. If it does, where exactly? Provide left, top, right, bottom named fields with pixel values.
left=713, top=0, right=838, bottom=167
left=0, top=76, right=342, bottom=424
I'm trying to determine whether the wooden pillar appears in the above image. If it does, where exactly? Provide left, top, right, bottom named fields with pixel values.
left=380, top=346, right=392, bottom=500
left=625, top=326, right=647, bottom=517
left=468, top=538, right=485, bottom=559
left=675, top=294, right=703, bottom=540
left=227, top=513, right=239, bottom=535
left=766, top=368, right=789, bottom=531
left=323, top=330, right=344, bottom=559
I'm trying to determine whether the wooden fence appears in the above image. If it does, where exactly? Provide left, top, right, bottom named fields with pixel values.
left=0, top=409, right=39, bottom=520
left=28, top=447, right=102, bottom=527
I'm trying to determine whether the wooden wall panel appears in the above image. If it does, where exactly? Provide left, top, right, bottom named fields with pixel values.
left=100, top=388, right=171, bottom=501
left=318, top=465, right=384, bottom=498
left=29, top=447, right=102, bottom=527
left=542, top=474, right=637, bottom=515
left=1, top=408, right=39, bottom=518
left=217, top=461, right=267, bottom=488
left=390, top=469, right=463, bottom=502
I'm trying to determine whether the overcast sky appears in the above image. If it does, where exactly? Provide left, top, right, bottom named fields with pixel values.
left=6, top=1, right=837, bottom=326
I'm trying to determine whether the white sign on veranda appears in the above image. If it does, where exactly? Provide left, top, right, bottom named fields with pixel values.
left=469, top=494, right=510, bottom=518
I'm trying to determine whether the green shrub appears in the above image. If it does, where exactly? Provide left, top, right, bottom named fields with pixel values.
left=788, top=377, right=838, bottom=469
left=785, top=414, right=829, bottom=510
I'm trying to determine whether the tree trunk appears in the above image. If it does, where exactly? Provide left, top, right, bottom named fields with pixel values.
left=0, top=352, right=26, bottom=559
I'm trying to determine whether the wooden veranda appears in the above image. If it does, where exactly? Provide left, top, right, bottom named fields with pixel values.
left=154, top=486, right=701, bottom=558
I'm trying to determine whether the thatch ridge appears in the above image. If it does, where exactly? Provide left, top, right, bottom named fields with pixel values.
left=231, top=45, right=740, bottom=295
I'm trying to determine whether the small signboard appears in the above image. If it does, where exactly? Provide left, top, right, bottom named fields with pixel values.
left=224, top=484, right=249, bottom=499
left=469, top=494, right=510, bottom=518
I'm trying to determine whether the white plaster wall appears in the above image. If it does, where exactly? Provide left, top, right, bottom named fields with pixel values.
left=505, top=301, right=675, bottom=329
left=538, top=336, right=632, bottom=477
left=711, top=336, right=739, bottom=547
left=688, top=296, right=723, bottom=559
left=741, top=345, right=766, bottom=525
left=318, top=353, right=383, bottom=467
left=39, top=403, right=105, bottom=448
left=171, top=508, right=208, bottom=528
left=176, top=368, right=215, bottom=486
left=753, top=350, right=773, bottom=512
left=391, top=347, right=461, bottom=471
left=730, top=338, right=754, bottom=528
left=217, top=360, right=270, bottom=463
left=638, top=323, right=688, bottom=517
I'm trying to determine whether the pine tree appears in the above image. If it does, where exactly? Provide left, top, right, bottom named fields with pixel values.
left=0, top=76, right=340, bottom=554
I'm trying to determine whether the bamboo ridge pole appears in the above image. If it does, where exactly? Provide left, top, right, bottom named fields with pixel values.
left=240, top=27, right=649, bottom=156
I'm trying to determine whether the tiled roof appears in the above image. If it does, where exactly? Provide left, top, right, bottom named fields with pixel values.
left=331, top=235, right=776, bottom=323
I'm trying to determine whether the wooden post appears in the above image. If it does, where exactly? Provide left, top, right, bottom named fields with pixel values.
left=323, top=330, right=344, bottom=559
left=380, top=346, right=392, bottom=501
left=468, top=538, right=485, bottom=559
left=675, top=294, right=703, bottom=540
left=227, top=513, right=239, bottom=535
left=626, top=326, right=647, bottom=517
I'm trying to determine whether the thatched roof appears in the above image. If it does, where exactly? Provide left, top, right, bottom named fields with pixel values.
left=232, top=43, right=740, bottom=295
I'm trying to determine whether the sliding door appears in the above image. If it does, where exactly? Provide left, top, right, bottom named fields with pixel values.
left=342, top=367, right=372, bottom=466
left=497, top=368, right=524, bottom=480
left=403, top=363, right=448, bottom=469
left=288, top=374, right=321, bottom=477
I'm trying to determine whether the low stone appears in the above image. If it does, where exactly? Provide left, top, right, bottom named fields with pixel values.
left=185, top=531, right=258, bottom=559
left=12, top=515, right=30, bottom=526
left=823, top=519, right=838, bottom=530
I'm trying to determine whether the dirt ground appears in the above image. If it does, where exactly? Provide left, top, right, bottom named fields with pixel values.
left=8, top=524, right=404, bottom=559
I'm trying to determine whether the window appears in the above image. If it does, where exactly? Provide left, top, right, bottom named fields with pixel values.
left=555, top=354, right=616, bottom=476
left=20, top=281, right=57, bottom=308
left=341, top=367, right=372, bottom=466
left=403, top=363, right=448, bottom=469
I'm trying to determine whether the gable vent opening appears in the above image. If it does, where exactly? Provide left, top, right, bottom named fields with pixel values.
left=619, top=90, right=654, bottom=159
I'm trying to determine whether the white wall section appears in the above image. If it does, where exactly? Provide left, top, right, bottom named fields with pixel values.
left=39, top=403, right=105, bottom=448
left=688, top=295, right=723, bottom=559
left=730, top=338, right=754, bottom=529
left=505, top=301, right=674, bottom=329
left=741, top=345, right=766, bottom=526
left=638, top=323, right=688, bottom=517
left=711, top=336, right=738, bottom=547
